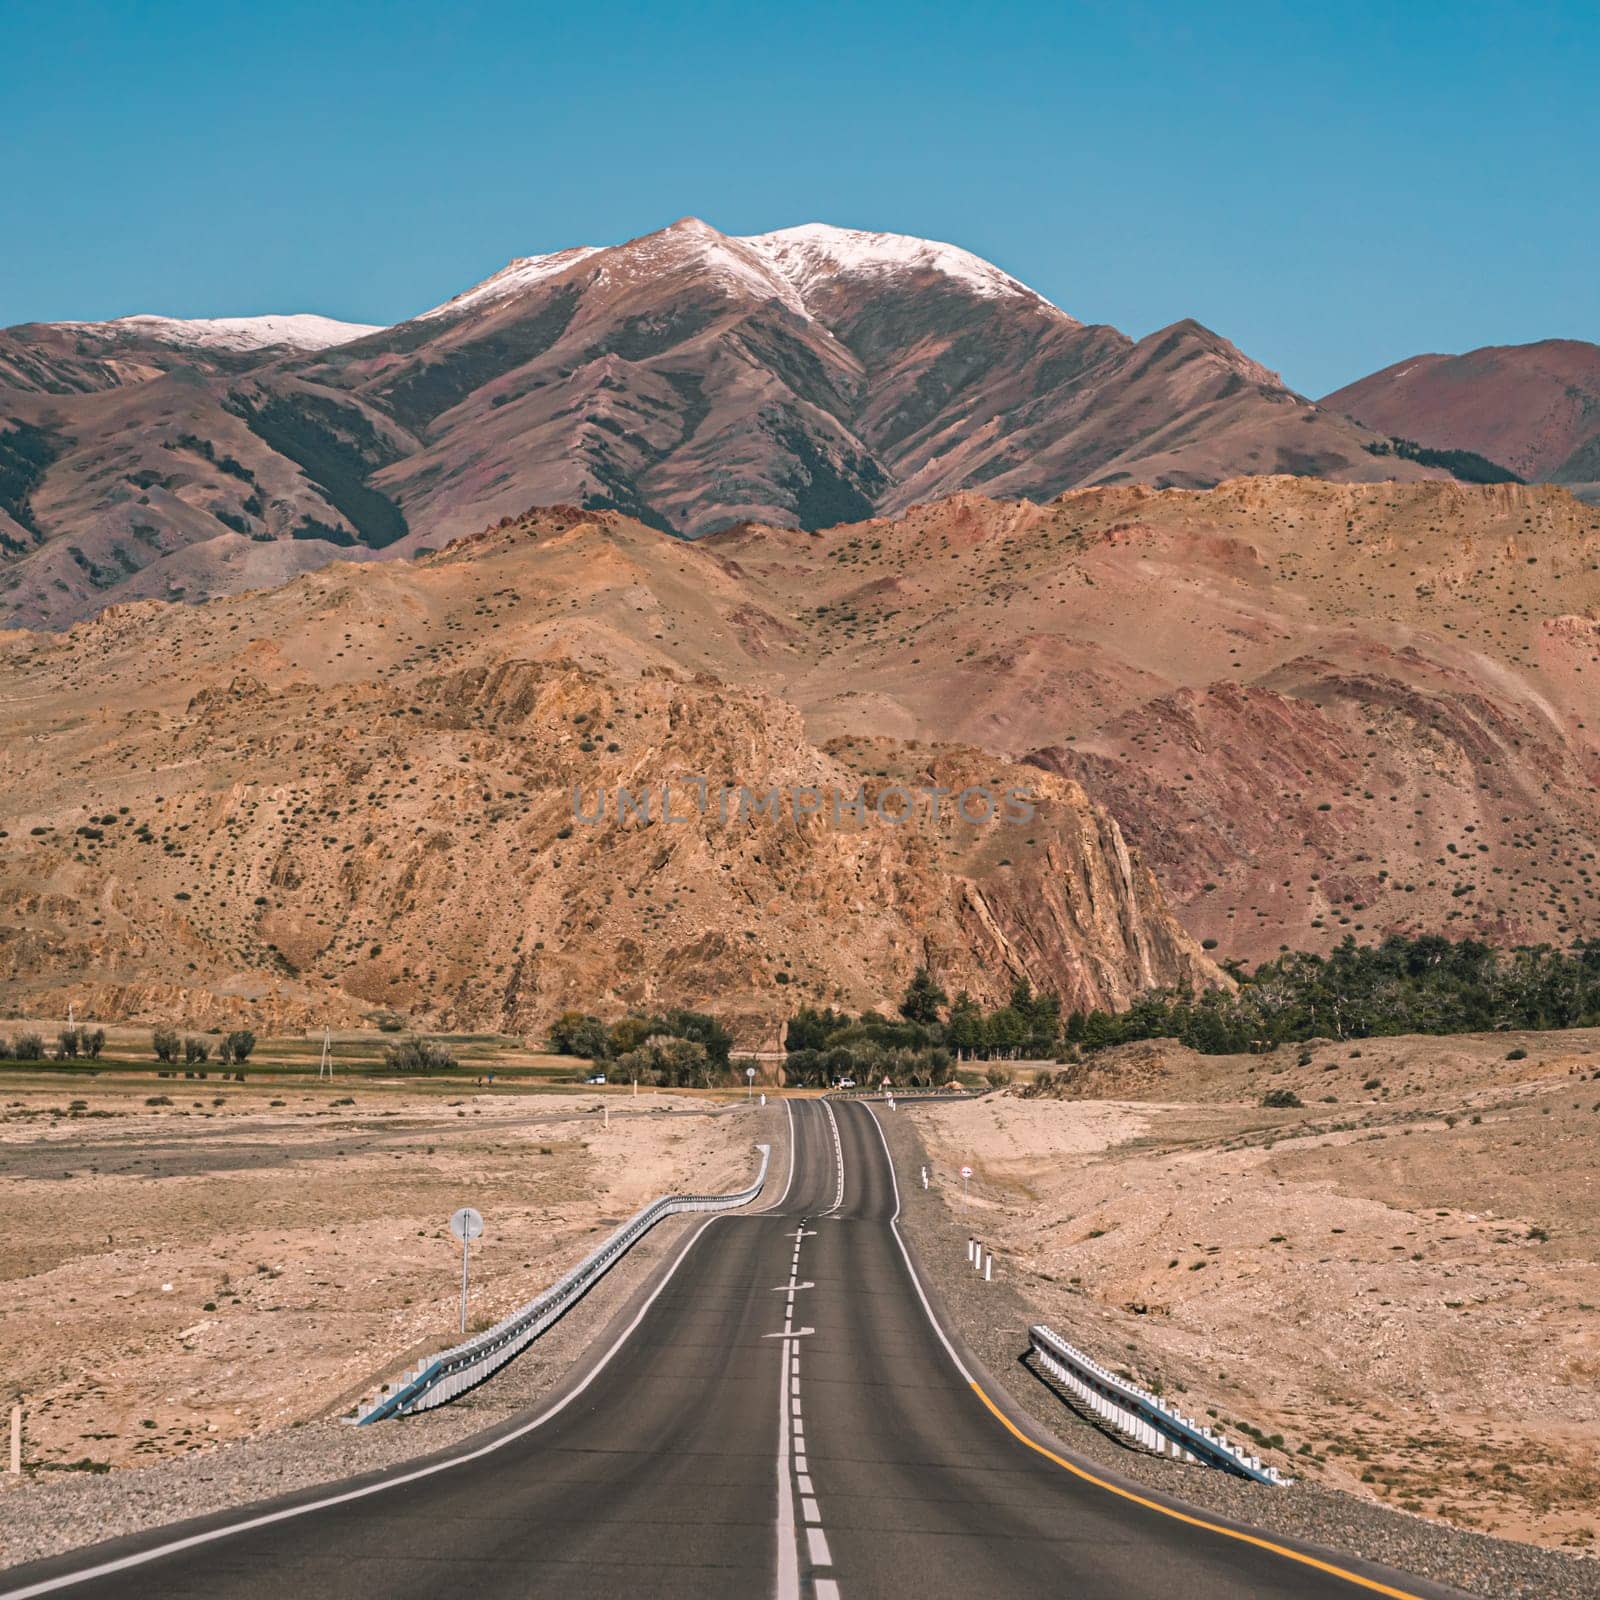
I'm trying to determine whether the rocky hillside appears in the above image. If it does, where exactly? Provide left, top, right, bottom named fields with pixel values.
left=1, top=218, right=1445, bottom=629
left=0, top=533, right=1218, bottom=1042
left=371, top=477, right=1600, bottom=964
left=701, top=477, right=1600, bottom=960
left=9, top=474, right=1600, bottom=1031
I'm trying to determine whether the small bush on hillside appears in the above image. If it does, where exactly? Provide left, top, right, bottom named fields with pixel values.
left=1261, top=1088, right=1304, bottom=1109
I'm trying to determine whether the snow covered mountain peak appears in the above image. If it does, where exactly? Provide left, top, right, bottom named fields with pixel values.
left=419, top=219, right=1061, bottom=327
left=597, top=218, right=812, bottom=317
left=76, top=313, right=385, bottom=352
left=740, top=223, right=1059, bottom=313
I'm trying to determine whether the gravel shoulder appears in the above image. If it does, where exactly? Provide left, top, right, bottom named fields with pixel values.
left=0, top=1100, right=785, bottom=1573
left=878, top=1102, right=1600, bottom=1600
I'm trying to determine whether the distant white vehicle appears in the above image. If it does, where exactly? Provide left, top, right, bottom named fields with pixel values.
left=835, top=1077, right=856, bottom=1089
left=585, top=1072, right=607, bottom=1085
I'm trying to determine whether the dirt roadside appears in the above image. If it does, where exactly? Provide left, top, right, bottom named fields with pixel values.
left=0, top=1078, right=776, bottom=1572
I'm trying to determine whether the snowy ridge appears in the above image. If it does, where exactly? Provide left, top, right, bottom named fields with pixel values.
left=591, top=218, right=811, bottom=317
left=741, top=223, right=1059, bottom=312
left=417, top=219, right=1060, bottom=327
left=67, top=313, right=386, bottom=352
left=418, top=246, right=602, bottom=320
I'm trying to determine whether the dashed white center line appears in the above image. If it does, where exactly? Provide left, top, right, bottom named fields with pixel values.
left=775, top=1200, right=844, bottom=1600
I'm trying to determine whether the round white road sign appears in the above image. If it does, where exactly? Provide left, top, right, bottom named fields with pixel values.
left=450, top=1206, right=485, bottom=1242
left=960, top=1165, right=973, bottom=1179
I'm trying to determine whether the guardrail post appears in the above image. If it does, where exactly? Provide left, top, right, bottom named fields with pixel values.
left=1028, top=1323, right=1286, bottom=1486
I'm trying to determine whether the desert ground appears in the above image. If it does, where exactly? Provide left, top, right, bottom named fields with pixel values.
left=0, top=1059, right=763, bottom=1477
left=913, top=1029, right=1600, bottom=1553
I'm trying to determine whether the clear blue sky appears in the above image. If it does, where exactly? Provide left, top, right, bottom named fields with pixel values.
left=4, top=0, right=1596, bottom=394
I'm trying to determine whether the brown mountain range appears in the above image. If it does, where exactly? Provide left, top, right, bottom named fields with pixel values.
left=5, top=474, right=1600, bottom=1039
left=1, top=218, right=1443, bottom=630
left=1323, top=338, right=1600, bottom=500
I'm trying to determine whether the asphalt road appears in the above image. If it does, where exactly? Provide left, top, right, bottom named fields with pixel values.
left=1, top=1099, right=1467, bottom=1600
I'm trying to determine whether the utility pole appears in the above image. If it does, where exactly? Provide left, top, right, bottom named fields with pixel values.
left=318, top=1026, right=332, bottom=1082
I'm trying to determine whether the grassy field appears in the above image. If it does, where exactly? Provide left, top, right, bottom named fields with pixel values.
left=0, top=1018, right=610, bottom=1089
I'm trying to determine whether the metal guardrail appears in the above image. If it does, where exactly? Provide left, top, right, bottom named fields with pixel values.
left=1029, top=1324, right=1287, bottom=1485
left=353, top=1142, right=771, bottom=1423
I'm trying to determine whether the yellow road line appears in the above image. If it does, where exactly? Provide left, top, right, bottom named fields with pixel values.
left=967, top=1381, right=1434, bottom=1600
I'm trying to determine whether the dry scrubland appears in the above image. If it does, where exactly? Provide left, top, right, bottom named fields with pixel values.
left=919, top=1030, right=1600, bottom=1553
left=0, top=1072, right=757, bottom=1477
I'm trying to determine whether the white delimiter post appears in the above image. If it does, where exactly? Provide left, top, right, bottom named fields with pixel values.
left=984, top=1252, right=993, bottom=1282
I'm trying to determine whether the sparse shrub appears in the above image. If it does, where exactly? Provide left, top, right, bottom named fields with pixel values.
left=1506, top=1048, right=1528, bottom=1061
left=984, top=1065, right=1012, bottom=1089
left=1261, top=1088, right=1303, bottom=1109
left=152, top=1027, right=180, bottom=1063
left=383, top=1036, right=458, bottom=1073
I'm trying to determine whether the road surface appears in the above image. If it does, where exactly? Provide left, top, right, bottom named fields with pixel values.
left=1, top=1099, right=1465, bottom=1599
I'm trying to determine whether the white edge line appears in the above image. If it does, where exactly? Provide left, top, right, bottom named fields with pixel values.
left=761, top=1097, right=797, bottom=1214
left=1, top=1123, right=797, bottom=1600
left=860, top=1102, right=973, bottom=1383
left=820, top=1097, right=845, bottom=1215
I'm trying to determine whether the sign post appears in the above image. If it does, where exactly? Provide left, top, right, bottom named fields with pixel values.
left=449, top=1206, right=484, bottom=1336
left=960, top=1164, right=973, bottom=1206
left=746, top=1065, right=756, bottom=1102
